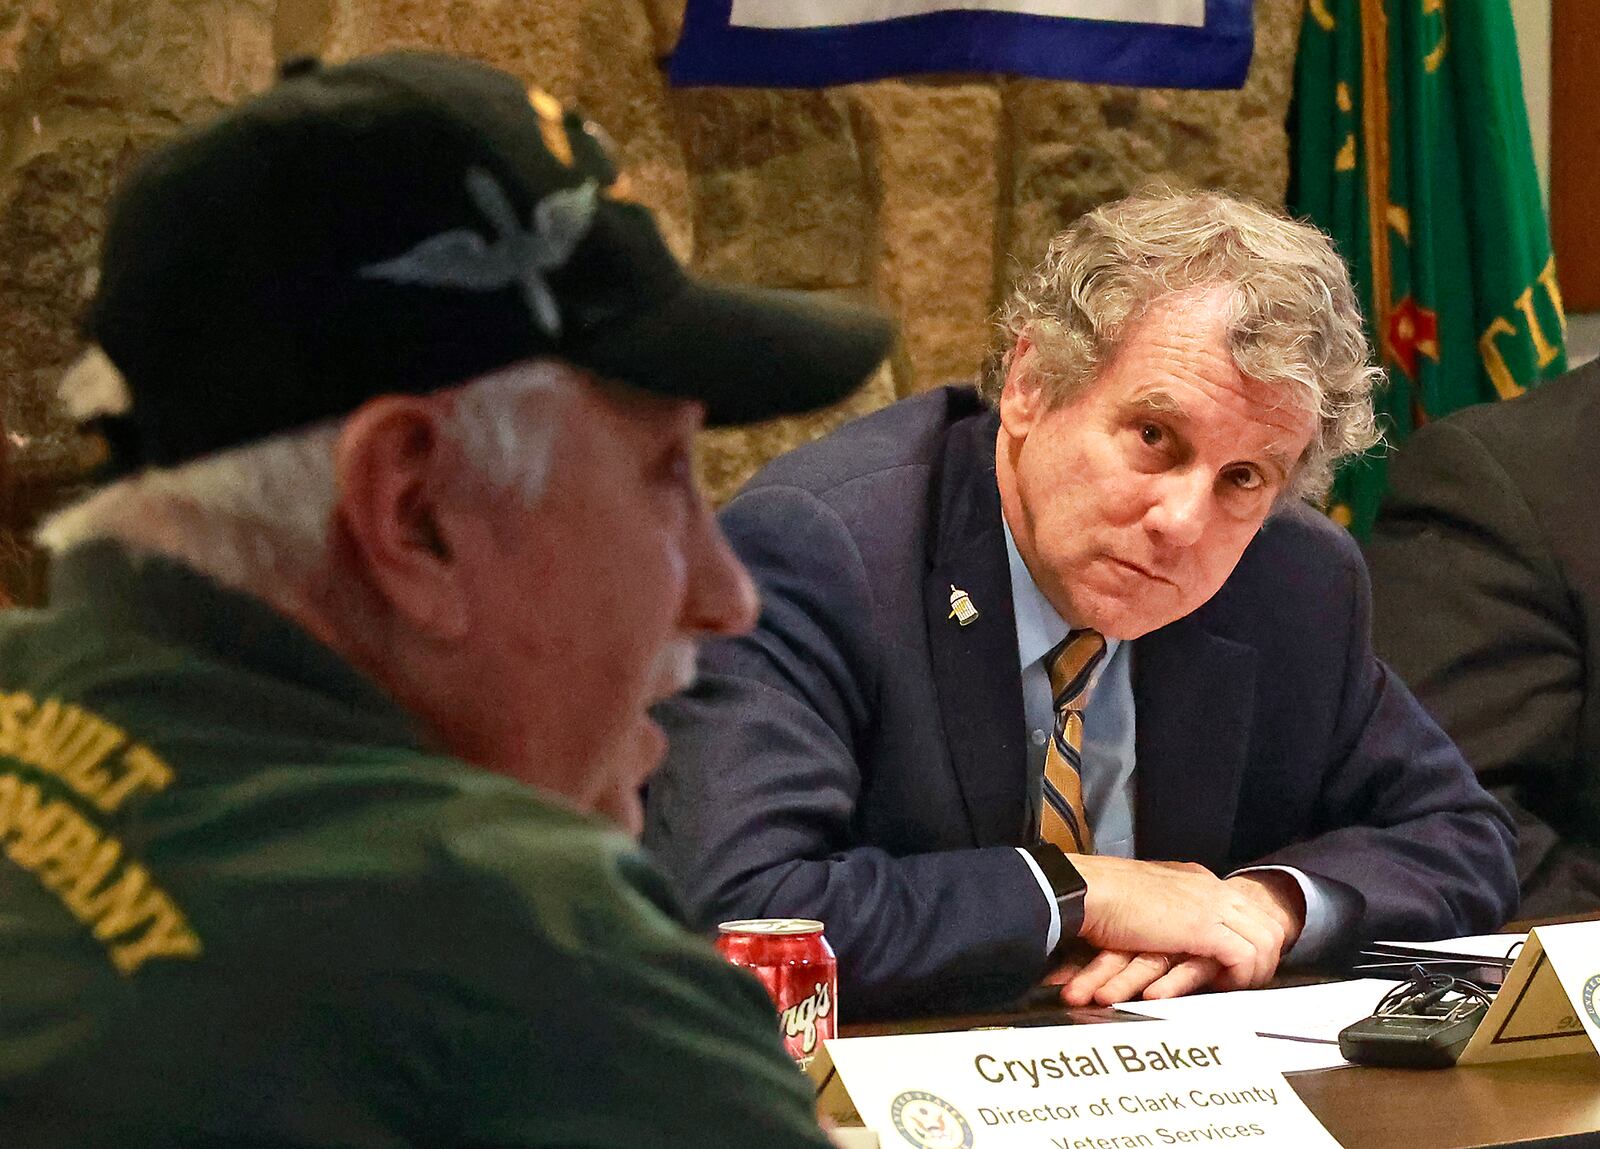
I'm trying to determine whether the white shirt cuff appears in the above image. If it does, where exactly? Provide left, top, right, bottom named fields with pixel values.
left=1016, top=846, right=1062, bottom=956
left=1231, top=864, right=1354, bottom=965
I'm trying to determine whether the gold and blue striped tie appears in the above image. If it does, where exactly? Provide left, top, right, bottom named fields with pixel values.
left=1039, top=629, right=1107, bottom=855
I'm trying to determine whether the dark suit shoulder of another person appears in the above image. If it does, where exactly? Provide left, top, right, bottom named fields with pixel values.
left=1368, top=361, right=1600, bottom=915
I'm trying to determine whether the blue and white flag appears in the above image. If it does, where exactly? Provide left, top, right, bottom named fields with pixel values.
left=669, top=0, right=1252, bottom=90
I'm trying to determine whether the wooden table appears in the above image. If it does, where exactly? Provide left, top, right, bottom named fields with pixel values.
left=1292, top=1053, right=1600, bottom=1149
left=842, top=987, right=1600, bottom=1149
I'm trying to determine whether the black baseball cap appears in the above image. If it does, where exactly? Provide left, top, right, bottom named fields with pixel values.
left=83, top=51, right=893, bottom=469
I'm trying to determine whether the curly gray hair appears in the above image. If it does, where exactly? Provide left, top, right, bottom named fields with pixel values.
left=979, top=188, right=1382, bottom=501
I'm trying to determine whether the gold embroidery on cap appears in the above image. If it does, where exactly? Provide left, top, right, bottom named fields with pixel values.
left=604, top=171, right=636, bottom=203
left=527, top=88, right=574, bottom=167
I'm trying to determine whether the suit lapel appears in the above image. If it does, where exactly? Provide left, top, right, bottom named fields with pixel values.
left=1132, top=614, right=1257, bottom=870
left=923, top=408, right=1030, bottom=848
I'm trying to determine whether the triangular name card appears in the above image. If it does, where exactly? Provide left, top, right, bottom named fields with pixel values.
left=1460, top=920, right=1600, bottom=1063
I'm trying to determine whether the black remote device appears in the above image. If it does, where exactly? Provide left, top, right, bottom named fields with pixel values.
left=1338, top=982, right=1491, bottom=1069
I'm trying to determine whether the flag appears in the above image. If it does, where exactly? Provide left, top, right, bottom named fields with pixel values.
left=1289, top=0, right=1567, bottom=538
left=669, top=0, right=1253, bottom=89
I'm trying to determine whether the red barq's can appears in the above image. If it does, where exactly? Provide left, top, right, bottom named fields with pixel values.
left=715, top=918, right=837, bottom=1069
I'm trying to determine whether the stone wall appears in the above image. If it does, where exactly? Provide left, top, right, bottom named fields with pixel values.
left=0, top=0, right=1304, bottom=601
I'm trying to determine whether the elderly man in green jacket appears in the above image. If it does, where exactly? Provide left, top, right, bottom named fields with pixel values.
left=0, top=51, right=889, bottom=1147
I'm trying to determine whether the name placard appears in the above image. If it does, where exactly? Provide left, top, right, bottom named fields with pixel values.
left=1460, top=920, right=1600, bottom=1064
left=810, top=1021, right=1342, bottom=1148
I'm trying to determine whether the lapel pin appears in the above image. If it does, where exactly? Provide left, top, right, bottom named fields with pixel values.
left=948, top=584, right=979, bottom=626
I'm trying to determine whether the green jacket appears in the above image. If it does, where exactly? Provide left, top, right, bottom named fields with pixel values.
left=0, top=543, right=831, bottom=1148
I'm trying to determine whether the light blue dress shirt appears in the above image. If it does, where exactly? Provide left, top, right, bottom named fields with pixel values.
left=1002, top=520, right=1347, bottom=963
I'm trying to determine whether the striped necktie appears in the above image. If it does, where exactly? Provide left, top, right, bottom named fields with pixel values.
left=1039, top=629, right=1107, bottom=855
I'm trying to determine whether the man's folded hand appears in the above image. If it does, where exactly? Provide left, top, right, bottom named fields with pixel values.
left=1044, top=857, right=1308, bottom=1005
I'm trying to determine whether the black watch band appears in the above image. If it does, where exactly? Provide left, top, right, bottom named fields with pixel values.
left=1025, top=843, right=1088, bottom=955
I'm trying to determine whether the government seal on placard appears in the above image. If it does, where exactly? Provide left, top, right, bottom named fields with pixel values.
left=1583, top=973, right=1600, bottom=1029
left=889, top=1090, right=974, bottom=1149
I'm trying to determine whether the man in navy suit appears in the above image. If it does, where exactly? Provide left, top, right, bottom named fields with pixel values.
left=645, top=190, right=1517, bottom=1019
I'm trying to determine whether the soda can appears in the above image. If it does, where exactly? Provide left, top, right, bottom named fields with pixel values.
left=715, top=918, right=838, bottom=1069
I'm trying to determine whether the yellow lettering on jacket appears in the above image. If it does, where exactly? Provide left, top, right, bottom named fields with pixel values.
left=0, top=691, right=199, bottom=977
left=0, top=771, right=202, bottom=976
left=0, top=690, right=172, bottom=812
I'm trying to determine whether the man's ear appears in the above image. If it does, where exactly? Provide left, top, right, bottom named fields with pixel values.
left=332, top=396, right=470, bottom=640
left=997, top=334, right=1045, bottom=439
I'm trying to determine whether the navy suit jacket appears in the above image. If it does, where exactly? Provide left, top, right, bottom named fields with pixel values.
left=646, top=387, right=1517, bottom=1018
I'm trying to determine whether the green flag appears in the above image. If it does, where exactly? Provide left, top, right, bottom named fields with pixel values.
left=1288, top=0, right=1567, bottom=538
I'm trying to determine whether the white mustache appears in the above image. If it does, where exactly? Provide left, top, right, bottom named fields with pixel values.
left=651, top=641, right=699, bottom=700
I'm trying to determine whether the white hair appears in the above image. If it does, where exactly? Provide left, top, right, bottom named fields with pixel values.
left=37, top=360, right=574, bottom=604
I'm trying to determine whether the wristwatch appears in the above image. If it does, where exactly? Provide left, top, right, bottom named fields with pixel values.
left=1025, top=842, right=1088, bottom=956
